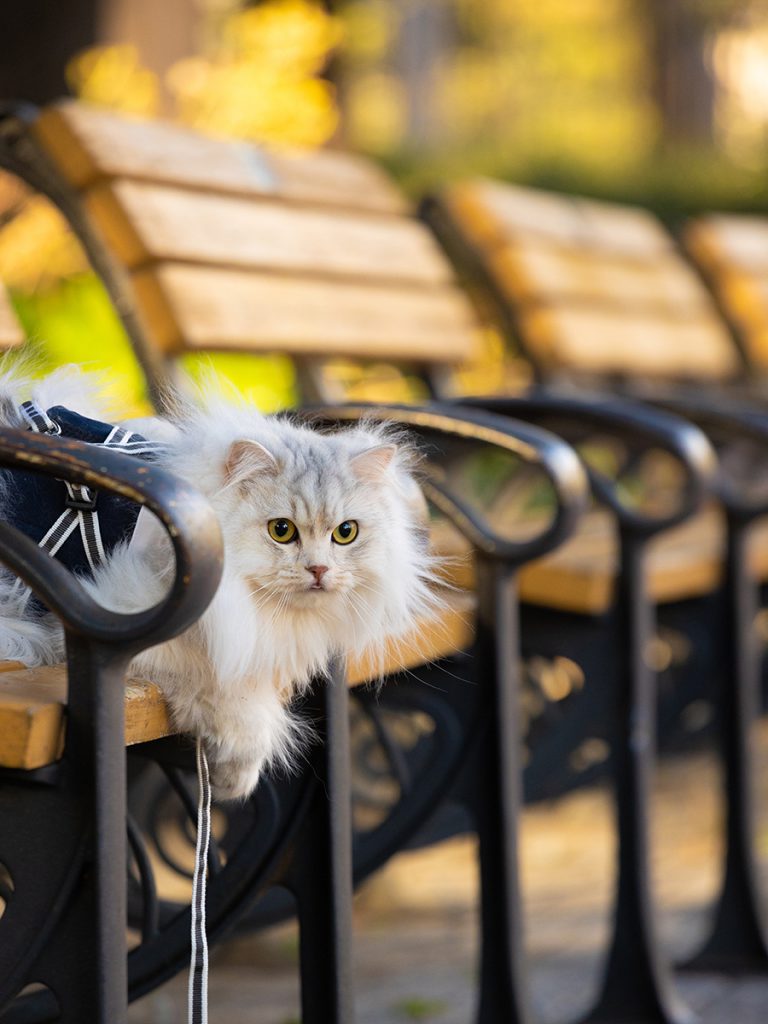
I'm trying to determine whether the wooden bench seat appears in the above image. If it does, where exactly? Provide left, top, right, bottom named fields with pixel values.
left=0, top=586, right=474, bottom=770
left=437, top=504, right=768, bottom=615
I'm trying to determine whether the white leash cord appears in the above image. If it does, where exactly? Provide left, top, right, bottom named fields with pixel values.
left=189, top=737, right=211, bottom=1024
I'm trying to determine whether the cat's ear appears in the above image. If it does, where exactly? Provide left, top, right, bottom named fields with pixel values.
left=224, top=439, right=278, bottom=488
left=350, top=444, right=396, bottom=482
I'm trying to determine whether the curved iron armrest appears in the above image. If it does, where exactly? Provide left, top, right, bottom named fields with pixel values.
left=626, top=390, right=768, bottom=524
left=302, top=402, right=589, bottom=565
left=455, top=392, right=718, bottom=537
left=0, top=428, right=223, bottom=654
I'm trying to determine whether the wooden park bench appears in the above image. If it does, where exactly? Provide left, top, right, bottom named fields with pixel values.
left=0, top=103, right=603, bottom=1024
left=425, top=177, right=768, bottom=992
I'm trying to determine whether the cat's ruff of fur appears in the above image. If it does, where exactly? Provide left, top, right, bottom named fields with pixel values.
left=0, top=366, right=440, bottom=799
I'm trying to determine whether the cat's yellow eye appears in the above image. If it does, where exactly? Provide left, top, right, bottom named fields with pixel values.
left=332, top=520, right=358, bottom=545
left=268, top=518, right=298, bottom=544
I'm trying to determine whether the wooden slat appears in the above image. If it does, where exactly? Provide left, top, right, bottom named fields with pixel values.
left=85, top=180, right=454, bottom=286
left=684, top=215, right=768, bottom=371
left=686, top=214, right=768, bottom=273
left=489, top=242, right=711, bottom=317
left=442, top=180, right=738, bottom=381
left=447, top=180, right=673, bottom=258
left=520, top=304, right=738, bottom=379
left=271, top=147, right=407, bottom=216
left=0, top=589, right=474, bottom=770
left=579, top=195, right=675, bottom=259
left=35, top=101, right=406, bottom=214
left=712, top=274, right=768, bottom=366
left=0, top=668, right=171, bottom=770
left=0, top=281, right=23, bottom=349
left=131, top=263, right=478, bottom=363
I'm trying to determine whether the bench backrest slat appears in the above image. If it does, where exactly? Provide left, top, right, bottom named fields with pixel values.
left=34, top=101, right=478, bottom=374
left=86, top=180, right=454, bottom=285
left=460, top=179, right=674, bottom=257
left=436, top=179, right=739, bottom=382
left=35, top=102, right=407, bottom=214
left=133, top=264, right=476, bottom=360
left=684, top=214, right=768, bottom=371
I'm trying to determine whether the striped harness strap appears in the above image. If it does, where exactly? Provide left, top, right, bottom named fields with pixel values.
left=19, top=400, right=165, bottom=574
left=20, top=401, right=105, bottom=573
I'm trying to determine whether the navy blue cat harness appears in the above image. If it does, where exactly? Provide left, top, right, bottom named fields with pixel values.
left=6, top=400, right=164, bottom=606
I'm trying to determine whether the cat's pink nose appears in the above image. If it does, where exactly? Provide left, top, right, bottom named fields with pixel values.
left=307, top=564, right=329, bottom=585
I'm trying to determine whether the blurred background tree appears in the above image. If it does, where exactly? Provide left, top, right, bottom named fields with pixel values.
left=340, top=0, right=768, bottom=214
left=2, top=0, right=768, bottom=411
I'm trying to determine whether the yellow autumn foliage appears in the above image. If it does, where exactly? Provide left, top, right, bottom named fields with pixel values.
left=67, top=0, right=341, bottom=148
left=168, top=2, right=342, bottom=146
left=0, top=198, right=87, bottom=292
left=66, top=44, right=160, bottom=117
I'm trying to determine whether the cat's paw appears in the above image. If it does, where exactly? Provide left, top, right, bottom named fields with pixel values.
left=208, top=753, right=265, bottom=802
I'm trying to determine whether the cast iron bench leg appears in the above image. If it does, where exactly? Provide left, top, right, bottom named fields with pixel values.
left=473, top=558, right=533, bottom=1024
left=291, top=661, right=355, bottom=1024
left=685, top=515, right=768, bottom=972
left=583, top=532, right=692, bottom=1024
left=72, top=640, right=129, bottom=1023
left=0, top=638, right=130, bottom=1023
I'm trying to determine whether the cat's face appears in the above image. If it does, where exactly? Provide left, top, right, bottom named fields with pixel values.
left=238, top=472, right=388, bottom=610
left=211, top=423, right=430, bottom=628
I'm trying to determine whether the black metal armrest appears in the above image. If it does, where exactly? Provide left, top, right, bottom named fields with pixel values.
left=456, top=391, right=717, bottom=537
left=626, top=390, right=768, bottom=523
left=0, top=428, right=223, bottom=654
left=302, top=402, right=589, bottom=565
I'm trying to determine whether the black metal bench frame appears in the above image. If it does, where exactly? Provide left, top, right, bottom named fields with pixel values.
left=0, top=102, right=749, bottom=1024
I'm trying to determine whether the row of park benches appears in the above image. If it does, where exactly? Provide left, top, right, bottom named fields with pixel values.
left=0, top=100, right=767, bottom=1024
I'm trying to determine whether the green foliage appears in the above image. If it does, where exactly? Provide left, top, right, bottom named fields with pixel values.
left=385, top=143, right=768, bottom=226
left=9, top=274, right=150, bottom=415
left=349, top=0, right=768, bottom=224
left=181, top=352, right=298, bottom=414
left=8, top=274, right=298, bottom=415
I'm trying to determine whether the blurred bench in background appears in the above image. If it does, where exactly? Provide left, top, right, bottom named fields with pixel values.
left=425, top=178, right=740, bottom=384
left=426, top=176, right=768, bottom=983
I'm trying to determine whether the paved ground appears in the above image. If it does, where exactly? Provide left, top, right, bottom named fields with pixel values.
left=129, top=735, right=768, bottom=1024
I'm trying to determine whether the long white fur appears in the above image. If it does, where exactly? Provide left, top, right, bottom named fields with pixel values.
left=0, top=367, right=440, bottom=799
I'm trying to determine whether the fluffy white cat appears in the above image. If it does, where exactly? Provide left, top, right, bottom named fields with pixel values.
left=0, top=367, right=439, bottom=799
